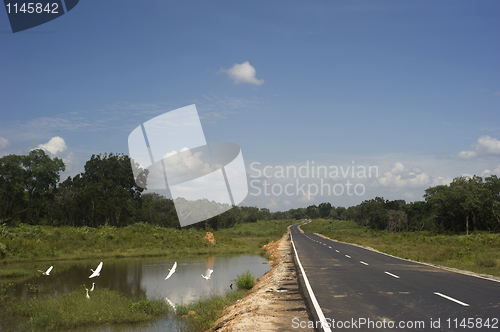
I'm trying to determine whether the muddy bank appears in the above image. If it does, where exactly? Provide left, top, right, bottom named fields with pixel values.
left=208, top=230, right=314, bottom=332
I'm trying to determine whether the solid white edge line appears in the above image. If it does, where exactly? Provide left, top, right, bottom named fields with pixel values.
left=434, top=292, right=469, bottom=307
left=291, top=232, right=332, bottom=332
left=384, top=271, right=400, bottom=279
left=360, top=261, right=369, bottom=265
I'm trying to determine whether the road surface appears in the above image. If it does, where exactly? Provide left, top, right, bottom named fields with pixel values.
left=290, top=221, right=500, bottom=331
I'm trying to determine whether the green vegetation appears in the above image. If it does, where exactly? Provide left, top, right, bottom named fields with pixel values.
left=302, top=219, right=500, bottom=277
left=0, top=219, right=293, bottom=264
left=2, top=288, right=170, bottom=330
left=176, top=290, right=246, bottom=331
left=235, top=270, right=255, bottom=290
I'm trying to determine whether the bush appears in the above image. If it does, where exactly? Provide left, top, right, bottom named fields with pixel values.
left=236, top=270, right=255, bottom=290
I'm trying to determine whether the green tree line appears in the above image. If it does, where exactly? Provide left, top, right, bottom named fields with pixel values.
left=0, top=150, right=270, bottom=230
left=1, top=150, right=499, bottom=233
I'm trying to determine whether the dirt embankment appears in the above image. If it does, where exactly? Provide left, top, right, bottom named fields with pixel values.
left=208, top=230, right=314, bottom=332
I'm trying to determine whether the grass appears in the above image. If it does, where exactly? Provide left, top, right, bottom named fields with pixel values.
left=0, top=219, right=294, bottom=267
left=3, top=288, right=170, bottom=330
left=301, top=219, right=500, bottom=277
left=0, top=219, right=294, bottom=331
left=176, top=290, right=246, bottom=331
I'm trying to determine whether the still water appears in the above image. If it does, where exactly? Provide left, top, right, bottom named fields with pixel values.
left=2, top=255, right=271, bottom=332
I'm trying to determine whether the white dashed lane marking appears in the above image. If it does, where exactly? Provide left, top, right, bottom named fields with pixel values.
left=434, top=292, right=469, bottom=307
left=384, top=271, right=400, bottom=279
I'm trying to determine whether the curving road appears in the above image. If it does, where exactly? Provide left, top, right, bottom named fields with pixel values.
left=290, top=221, right=500, bottom=331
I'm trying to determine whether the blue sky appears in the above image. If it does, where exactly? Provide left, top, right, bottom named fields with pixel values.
left=1, top=0, right=499, bottom=211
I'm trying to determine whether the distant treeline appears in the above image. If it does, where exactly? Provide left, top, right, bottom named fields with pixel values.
left=1, top=150, right=499, bottom=233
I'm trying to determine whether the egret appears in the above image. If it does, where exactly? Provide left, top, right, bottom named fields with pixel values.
left=165, top=261, right=177, bottom=280
left=38, top=266, right=53, bottom=275
left=90, top=282, right=95, bottom=291
left=165, top=296, right=176, bottom=312
left=85, top=288, right=90, bottom=299
left=89, top=262, right=103, bottom=278
left=201, top=269, right=213, bottom=280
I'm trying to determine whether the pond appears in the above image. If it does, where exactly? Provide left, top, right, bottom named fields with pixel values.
left=1, top=254, right=272, bottom=331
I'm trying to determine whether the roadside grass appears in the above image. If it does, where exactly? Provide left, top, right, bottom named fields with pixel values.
left=301, top=219, right=500, bottom=277
left=0, top=219, right=294, bottom=267
left=3, top=288, right=170, bottom=330
left=176, top=290, right=246, bottom=332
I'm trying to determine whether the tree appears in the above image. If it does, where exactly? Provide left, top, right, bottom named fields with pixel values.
left=306, top=205, right=319, bottom=219
left=78, top=153, right=145, bottom=226
left=336, top=206, right=346, bottom=220
left=318, top=202, right=332, bottom=219
left=484, top=175, right=500, bottom=232
left=0, top=150, right=65, bottom=224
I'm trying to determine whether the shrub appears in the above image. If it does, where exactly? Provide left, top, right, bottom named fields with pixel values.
left=236, top=270, right=255, bottom=290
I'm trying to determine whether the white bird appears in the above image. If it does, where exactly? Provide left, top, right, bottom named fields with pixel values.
left=165, top=296, right=176, bottom=312
left=201, top=269, right=213, bottom=280
left=38, top=266, right=53, bottom=275
left=165, top=262, right=177, bottom=280
left=85, top=288, right=90, bottom=299
left=90, top=282, right=95, bottom=291
left=89, top=262, right=103, bottom=278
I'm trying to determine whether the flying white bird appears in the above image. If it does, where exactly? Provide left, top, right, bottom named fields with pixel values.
left=89, top=262, right=103, bottom=278
left=38, top=266, right=53, bottom=275
left=165, top=262, right=177, bottom=280
left=201, top=269, right=213, bottom=280
left=85, top=288, right=90, bottom=299
left=90, top=282, right=95, bottom=291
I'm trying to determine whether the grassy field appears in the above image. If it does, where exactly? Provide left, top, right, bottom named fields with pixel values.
left=301, top=219, right=500, bottom=277
left=2, top=288, right=171, bottom=330
left=0, top=220, right=293, bottom=264
left=0, top=219, right=293, bottom=331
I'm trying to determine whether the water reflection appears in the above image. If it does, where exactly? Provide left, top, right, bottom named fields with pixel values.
left=2, top=255, right=271, bottom=332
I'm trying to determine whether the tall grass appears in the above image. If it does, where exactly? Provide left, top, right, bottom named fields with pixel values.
left=301, top=219, right=500, bottom=277
left=3, top=288, right=170, bottom=330
left=176, top=290, right=245, bottom=331
left=0, top=219, right=295, bottom=264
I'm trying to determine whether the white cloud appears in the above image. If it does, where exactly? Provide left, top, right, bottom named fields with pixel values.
left=458, top=135, right=500, bottom=159
left=402, top=192, right=414, bottom=200
left=36, top=136, right=67, bottom=155
left=431, top=176, right=453, bottom=186
left=482, top=165, right=500, bottom=177
left=266, top=198, right=279, bottom=209
left=221, top=61, right=264, bottom=85
left=0, top=137, right=10, bottom=150
left=378, top=162, right=431, bottom=188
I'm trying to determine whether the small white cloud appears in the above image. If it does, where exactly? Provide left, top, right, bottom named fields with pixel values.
left=378, top=162, right=430, bottom=188
left=458, top=135, right=500, bottom=159
left=482, top=165, right=500, bottom=177
left=266, top=198, right=279, bottom=209
left=0, top=137, right=10, bottom=150
left=457, top=150, right=477, bottom=160
left=36, top=136, right=67, bottom=155
left=221, top=61, right=264, bottom=85
left=431, top=176, right=453, bottom=186
left=402, top=192, right=414, bottom=200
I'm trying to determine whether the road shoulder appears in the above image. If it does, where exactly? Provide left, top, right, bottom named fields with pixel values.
left=208, top=230, right=314, bottom=332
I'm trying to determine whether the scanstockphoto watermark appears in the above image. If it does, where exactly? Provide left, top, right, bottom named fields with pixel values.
left=249, top=161, right=379, bottom=199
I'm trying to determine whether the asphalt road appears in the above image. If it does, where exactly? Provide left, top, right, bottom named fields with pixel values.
left=290, top=222, right=500, bottom=331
